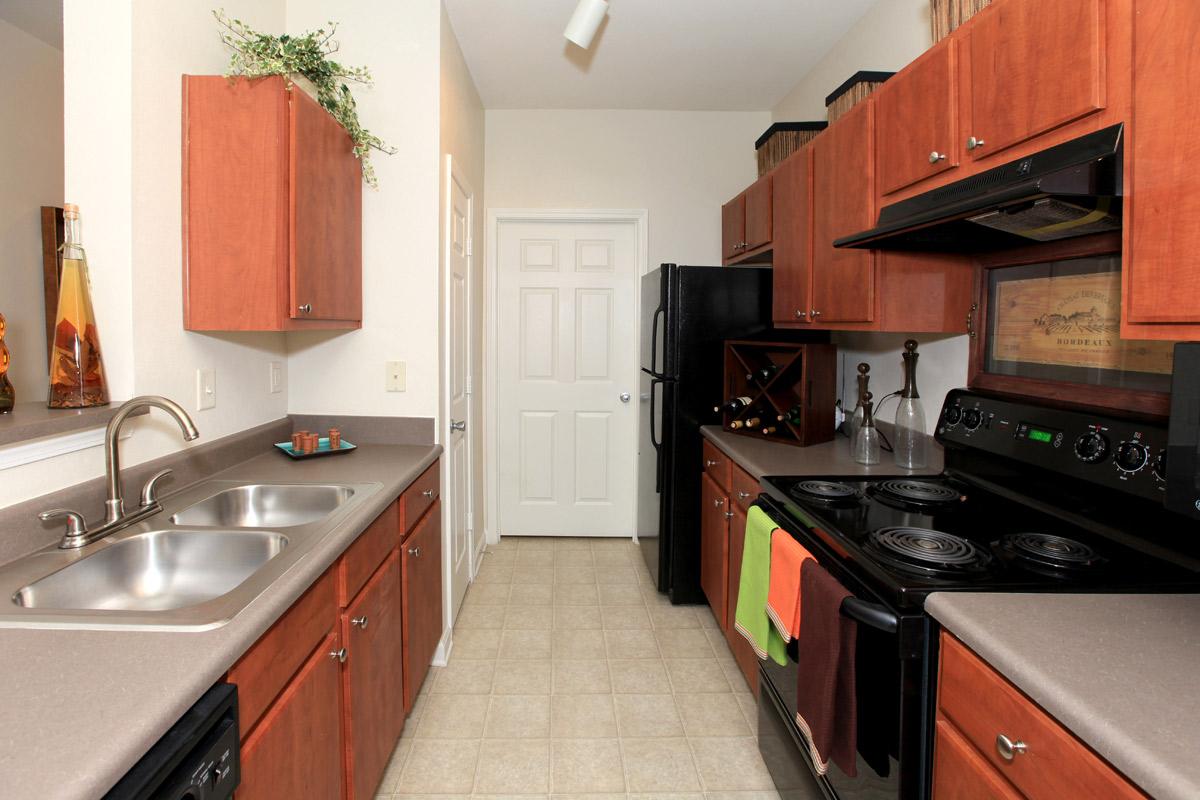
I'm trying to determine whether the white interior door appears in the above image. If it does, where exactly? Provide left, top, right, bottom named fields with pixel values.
left=496, top=217, right=640, bottom=537
left=444, top=160, right=474, bottom=623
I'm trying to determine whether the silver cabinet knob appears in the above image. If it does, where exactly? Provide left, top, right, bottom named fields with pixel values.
left=422, top=489, right=434, bottom=498
left=995, top=733, right=1027, bottom=761
left=408, top=545, right=422, bottom=557
left=929, top=151, right=947, bottom=163
left=967, top=136, right=986, bottom=151
left=795, top=309, right=807, bottom=319
left=810, top=310, right=821, bottom=318
left=39, top=508, right=87, bottom=537
left=723, top=511, right=734, bottom=520
left=714, top=498, right=725, bottom=508
left=737, top=491, right=751, bottom=500
left=619, top=392, right=631, bottom=403
left=330, top=647, right=347, bottom=663
left=704, top=459, right=719, bottom=468
left=351, top=616, right=369, bottom=629
left=139, top=468, right=174, bottom=507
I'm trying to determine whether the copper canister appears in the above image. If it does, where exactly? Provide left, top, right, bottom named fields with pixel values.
left=291, top=431, right=305, bottom=452
left=328, top=427, right=341, bottom=449
left=305, top=432, right=320, bottom=453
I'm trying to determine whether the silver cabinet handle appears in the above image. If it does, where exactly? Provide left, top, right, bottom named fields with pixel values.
left=422, top=489, right=434, bottom=498
left=967, top=136, right=986, bottom=151
left=619, top=392, right=631, bottom=403
left=408, top=545, right=422, bottom=557
left=351, top=616, right=369, bottom=629
left=714, top=498, right=725, bottom=508
left=298, top=303, right=312, bottom=314
left=450, top=419, right=466, bottom=432
left=724, top=511, right=734, bottom=520
left=704, top=459, right=719, bottom=468
left=140, top=468, right=174, bottom=507
left=929, top=151, right=946, bottom=163
left=38, top=508, right=87, bottom=537
left=330, top=647, right=347, bottom=663
left=995, top=733, right=1027, bottom=761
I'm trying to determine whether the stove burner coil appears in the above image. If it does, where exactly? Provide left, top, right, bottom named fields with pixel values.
left=869, top=479, right=963, bottom=509
left=997, top=532, right=1106, bottom=575
left=867, top=527, right=991, bottom=575
left=790, top=480, right=858, bottom=503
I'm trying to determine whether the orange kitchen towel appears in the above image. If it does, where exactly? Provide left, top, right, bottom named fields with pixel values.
left=766, top=529, right=814, bottom=642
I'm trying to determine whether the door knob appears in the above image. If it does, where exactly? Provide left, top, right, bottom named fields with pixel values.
left=619, top=392, right=631, bottom=403
left=450, top=419, right=466, bottom=432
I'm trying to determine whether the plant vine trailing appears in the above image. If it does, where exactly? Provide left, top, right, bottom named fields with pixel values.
left=214, top=9, right=395, bottom=186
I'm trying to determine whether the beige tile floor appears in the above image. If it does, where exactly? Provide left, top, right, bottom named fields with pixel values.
left=373, top=536, right=780, bottom=799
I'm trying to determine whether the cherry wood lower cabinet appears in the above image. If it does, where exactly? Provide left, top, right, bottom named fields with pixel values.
left=402, top=499, right=444, bottom=713
left=934, top=632, right=1146, bottom=800
left=238, top=630, right=345, bottom=800
left=699, top=473, right=731, bottom=629
left=724, top=502, right=759, bottom=693
left=341, top=552, right=405, bottom=800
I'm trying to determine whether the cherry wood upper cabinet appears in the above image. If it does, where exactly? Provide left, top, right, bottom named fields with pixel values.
left=811, top=101, right=876, bottom=324
left=962, top=0, right=1106, bottom=163
left=183, top=75, right=362, bottom=331
left=721, top=194, right=746, bottom=262
left=875, top=40, right=959, bottom=196
left=1124, top=0, right=1200, bottom=335
left=743, top=176, right=773, bottom=251
left=402, top=500, right=443, bottom=713
left=722, top=175, right=773, bottom=264
left=771, top=150, right=812, bottom=325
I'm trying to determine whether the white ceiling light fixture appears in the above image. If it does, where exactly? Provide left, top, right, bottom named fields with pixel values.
left=564, top=0, right=609, bottom=49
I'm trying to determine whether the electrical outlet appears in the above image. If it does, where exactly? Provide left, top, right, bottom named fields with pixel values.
left=268, top=361, right=283, bottom=394
left=196, top=368, right=216, bottom=410
left=386, top=361, right=406, bottom=392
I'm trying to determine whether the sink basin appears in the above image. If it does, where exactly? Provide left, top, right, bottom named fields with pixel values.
left=170, top=484, right=355, bottom=528
left=12, top=529, right=288, bottom=612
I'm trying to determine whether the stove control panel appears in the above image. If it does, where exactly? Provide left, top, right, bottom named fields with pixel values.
left=936, top=389, right=1166, bottom=504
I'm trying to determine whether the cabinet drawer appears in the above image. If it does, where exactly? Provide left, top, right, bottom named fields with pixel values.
left=933, top=718, right=1023, bottom=800
left=938, top=633, right=1145, bottom=800
left=338, top=501, right=400, bottom=607
left=702, top=440, right=731, bottom=493
left=402, top=460, right=440, bottom=537
left=229, top=568, right=337, bottom=737
left=730, top=463, right=758, bottom=511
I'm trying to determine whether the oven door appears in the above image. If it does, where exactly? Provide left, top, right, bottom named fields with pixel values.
left=754, top=497, right=934, bottom=800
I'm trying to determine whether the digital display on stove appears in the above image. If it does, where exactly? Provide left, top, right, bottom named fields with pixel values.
left=1015, top=421, right=1060, bottom=444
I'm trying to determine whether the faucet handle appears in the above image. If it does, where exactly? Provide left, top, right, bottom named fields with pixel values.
left=140, top=468, right=175, bottom=507
left=38, top=509, right=88, bottom=537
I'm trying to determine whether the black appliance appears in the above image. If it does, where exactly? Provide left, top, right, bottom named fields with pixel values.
left=103, top=682, right=240, bottom=800
left=754, top=388, right=1200, bottom=800
left=638, top=263, right=771, bottom=602
left=834, top=124, right=1123, bottom=252
left=1167, top=342, right=1200, bottom=520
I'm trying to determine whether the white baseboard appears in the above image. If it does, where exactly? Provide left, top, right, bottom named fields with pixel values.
left=432, top=628, right=452, bottom=666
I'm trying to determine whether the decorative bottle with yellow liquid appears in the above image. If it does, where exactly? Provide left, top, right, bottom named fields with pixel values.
left=48, top=204, right=109, bottom=408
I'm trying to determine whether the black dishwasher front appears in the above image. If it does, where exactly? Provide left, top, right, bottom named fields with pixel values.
left=103, top=682, right=239, bottom=800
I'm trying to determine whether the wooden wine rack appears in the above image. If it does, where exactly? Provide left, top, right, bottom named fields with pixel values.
left=720, top=340, right=838, bottom=447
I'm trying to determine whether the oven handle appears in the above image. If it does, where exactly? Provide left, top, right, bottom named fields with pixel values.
left=840, top=596, right=899, bottom=634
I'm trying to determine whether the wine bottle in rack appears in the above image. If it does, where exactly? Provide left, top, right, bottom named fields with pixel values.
left=715, top=396, right=753, bottom=414
left=761, top=425, right=778, bottom=435
left=777, top=404, right=804, bottom=426
left=744, top=416, right=762, bottom=428
left=729, top=419, right=746, bottom=430
left=745, top=364, right=778, bottom=385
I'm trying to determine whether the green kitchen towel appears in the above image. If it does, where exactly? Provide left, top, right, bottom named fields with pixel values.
left=734, top=506, right=788, bottom=665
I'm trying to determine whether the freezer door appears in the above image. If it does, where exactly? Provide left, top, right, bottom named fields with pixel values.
left=641, top=264, right=672, bottom=377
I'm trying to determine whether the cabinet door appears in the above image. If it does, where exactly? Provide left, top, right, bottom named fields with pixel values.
left=342, top=553, right=405, bottom=800
left=722, top=193, right=747, bottom=261
left=1127, top=0, right=1200, bottom=328
left=876, top=41, right=958, bottom=195
left=933, top=719, right=1023, bottom=800
left=239, top=630, right=344, bottom=800
left=724, top=503, right=759, bottom=693
left=402, top=500, right=443, bottom=712
left=771, top=151, right=812, bottom=325
left=744, top=175, right=773, bottom=250
left=699, top=472, right=730, bottom=629
left=811, top=103, right=876, bottom=324
left=965, top=0, right=1105, bottom=162
left=290, top=86, right=363, bottom=322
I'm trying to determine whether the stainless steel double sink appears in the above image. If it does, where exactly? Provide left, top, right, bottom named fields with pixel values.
left=0, top=480, right=379, bottom=631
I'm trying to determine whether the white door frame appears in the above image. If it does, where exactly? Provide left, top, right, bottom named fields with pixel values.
left=438, top=154, right=477, bottom=663
left=484, top=208, right=649, bottom=544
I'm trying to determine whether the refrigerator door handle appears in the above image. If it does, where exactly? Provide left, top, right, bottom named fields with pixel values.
left=650, top=378, right=664, bottom=492
left=650, top=305, right=665, bottom=376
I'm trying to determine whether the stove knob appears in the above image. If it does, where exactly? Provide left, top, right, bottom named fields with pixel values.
left=944, top=405, right=963, bottom=426
left=1115, top=441, right=1149, bottom=473
left=1153, top=449, right=1167, bottom=481
left=962, top=408, right=983, bottom=431
left=1073, top=431, right=1110, bottom=463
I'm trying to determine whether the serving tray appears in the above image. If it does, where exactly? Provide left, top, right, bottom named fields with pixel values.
left=274, top=438, right=357, bottom=459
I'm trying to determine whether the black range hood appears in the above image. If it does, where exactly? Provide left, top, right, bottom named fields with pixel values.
left=835, top=123, right=1124, bottom=252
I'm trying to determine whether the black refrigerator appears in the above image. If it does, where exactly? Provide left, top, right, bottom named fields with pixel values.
left=638, top=263, right=771, bottom=603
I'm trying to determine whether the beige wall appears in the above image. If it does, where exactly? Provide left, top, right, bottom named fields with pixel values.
left=485, top=109, right=771, bottom=268
left=439, top=4, right=487, bottom=539
left=0, top=17, right=62, bottom=403
left=772, top=0, right=932, bottom=121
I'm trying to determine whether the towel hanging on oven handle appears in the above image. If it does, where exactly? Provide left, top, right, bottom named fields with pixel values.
left=840, top=596, right=898, bottom=634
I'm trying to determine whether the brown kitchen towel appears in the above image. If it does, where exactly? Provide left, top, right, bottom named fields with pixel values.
left=794, top=558, right=857, bottom=777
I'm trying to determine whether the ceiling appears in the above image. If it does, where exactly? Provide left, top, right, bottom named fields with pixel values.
left=443, top=0, right=877, bottom=110
left=0, top=0, right=62, bottom=49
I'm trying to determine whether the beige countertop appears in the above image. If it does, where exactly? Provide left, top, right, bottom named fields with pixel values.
left=0, top=443, right=440, bottom=800
left=926, top=592, right=1200, bottom=800
left=700, top=424, right=943, bottom=480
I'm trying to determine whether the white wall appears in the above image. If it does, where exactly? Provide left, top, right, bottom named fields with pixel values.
left=285, top=0, right=443, bottom=419
left=0, top=17, right=61, bottom=402
left=485, top=110, right=771, bottom=268
left=771, top=0, right=932, bottom=121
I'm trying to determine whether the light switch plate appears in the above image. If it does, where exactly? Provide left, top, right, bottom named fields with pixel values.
left=268, top=361, right=283, bottom=394
left=386, top=361, right=406, bottom=392
left=196, top=368, right=216, bottom=410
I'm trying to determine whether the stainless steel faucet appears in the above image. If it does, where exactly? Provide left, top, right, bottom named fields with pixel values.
left=39, top=396, right=200, bottom=549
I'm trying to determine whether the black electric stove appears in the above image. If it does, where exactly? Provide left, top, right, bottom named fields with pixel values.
left=753, top=388, right=1200, bottom=800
